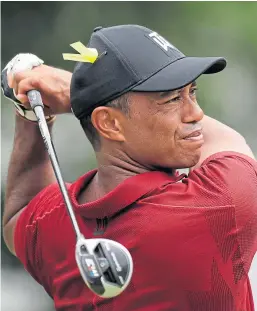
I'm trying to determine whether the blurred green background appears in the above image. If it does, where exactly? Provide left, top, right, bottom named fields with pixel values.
left=1, top=2, right=257, bottom=311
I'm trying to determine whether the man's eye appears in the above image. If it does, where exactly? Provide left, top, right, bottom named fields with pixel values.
left=190, top=88, right=198, bottom=96
left=166, top=96, right=181, bottom=103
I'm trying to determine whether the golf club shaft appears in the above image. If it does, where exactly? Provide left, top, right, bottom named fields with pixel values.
left=27, top=90, right=82, bottom=239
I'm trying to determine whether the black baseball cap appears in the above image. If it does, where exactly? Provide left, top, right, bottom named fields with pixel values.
left=70, top=25, right=226, bottom=119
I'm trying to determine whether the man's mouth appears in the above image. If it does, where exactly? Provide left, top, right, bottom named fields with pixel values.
left=183, top=130, right=203, bottom=141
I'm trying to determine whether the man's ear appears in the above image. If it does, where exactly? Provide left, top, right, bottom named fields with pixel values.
left=91, top=106, right=126, bottom=143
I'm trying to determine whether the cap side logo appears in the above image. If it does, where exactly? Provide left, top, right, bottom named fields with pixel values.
left=148, top=32, right=178, bottom=53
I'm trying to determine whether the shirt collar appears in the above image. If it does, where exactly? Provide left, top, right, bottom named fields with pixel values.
left=69, top=169, right=186, bottom=219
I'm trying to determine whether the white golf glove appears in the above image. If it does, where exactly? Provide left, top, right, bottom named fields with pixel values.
left=1, top=53, right=51, bottom=121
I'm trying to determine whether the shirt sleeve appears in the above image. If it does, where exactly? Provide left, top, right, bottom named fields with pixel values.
left=189, top=151, right=257, bottom=273
left=14, top=182, right=69, bottom=293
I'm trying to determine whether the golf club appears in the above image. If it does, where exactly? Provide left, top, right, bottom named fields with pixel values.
left=27, top=90, right=133, bottom=298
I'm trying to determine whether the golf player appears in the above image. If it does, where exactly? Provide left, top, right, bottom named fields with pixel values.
left=2, top=25, right=257, bottom=311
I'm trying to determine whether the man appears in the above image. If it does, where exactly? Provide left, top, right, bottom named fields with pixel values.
left=2, top=25, right=257, bottom=311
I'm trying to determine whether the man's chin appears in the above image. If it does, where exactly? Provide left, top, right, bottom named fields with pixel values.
left=186, top=151, right=202, bottom=168
left=174, top=150, right=202, bottom=170
left=152, top=149, right=202, bottom=172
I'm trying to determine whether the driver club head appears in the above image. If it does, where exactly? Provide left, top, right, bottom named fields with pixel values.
left=75, top=236, right=133, bottom=298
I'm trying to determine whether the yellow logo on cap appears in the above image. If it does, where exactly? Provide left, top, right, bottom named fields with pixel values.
left=62, top=41, right=98, bottom=63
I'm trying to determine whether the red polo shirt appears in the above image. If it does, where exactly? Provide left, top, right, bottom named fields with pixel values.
left=15, top=151, right=257, bottom=311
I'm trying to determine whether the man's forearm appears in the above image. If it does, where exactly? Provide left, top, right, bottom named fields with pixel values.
left=3, top=114, right=56, bottom=226
left=191, top=115, right=255, bottom=170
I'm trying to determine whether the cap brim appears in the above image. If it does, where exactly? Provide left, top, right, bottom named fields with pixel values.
left=132, top=57, right=226, bottom=92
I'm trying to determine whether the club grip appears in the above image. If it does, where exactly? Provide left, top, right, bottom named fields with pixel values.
left=27, top=90, right=44, bottom=109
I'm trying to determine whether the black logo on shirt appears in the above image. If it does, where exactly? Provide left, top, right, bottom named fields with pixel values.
left=94, top=217, right=108, bottom=236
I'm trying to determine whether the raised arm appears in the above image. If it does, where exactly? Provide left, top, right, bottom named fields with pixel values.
left=191, top=115, right=255, bottom=170
left=2, top=61, right=72, bottom=255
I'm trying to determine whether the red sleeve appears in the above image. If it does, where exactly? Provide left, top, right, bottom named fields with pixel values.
left=14, top=182, right=69, bottom=293
left=190, top=151, right=257, bottom=272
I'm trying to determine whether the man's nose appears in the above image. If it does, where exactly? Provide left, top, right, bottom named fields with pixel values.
left=181, top=98, right=204, bottom=123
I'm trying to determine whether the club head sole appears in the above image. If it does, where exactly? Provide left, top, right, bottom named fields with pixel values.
left=75, top=237, right=133, bottom=298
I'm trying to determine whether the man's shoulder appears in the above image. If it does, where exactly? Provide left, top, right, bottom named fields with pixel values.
left=188, top=151, right=257, bottom=197
left=16, top=169, right=96, bottom=230
left=141, top=151, right=257, bottom=209
left=199, top=151, right=257, bottom=169
left=18, top=182, right=72, bottom=228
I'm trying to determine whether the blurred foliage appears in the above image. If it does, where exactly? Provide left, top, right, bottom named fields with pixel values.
left=1, top=1, right=257, bottom=267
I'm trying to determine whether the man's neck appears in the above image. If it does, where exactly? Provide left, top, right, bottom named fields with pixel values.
left=95, top=151, right=150, bottom=195
left=78, top=149, right=174, bottom=204
left=77, top=150, right=150, bottom=204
